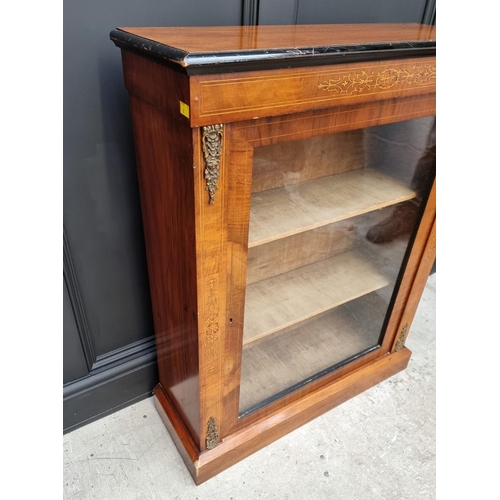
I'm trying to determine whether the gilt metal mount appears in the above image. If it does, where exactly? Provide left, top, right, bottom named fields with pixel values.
left=202, top=124, right=224, bottom=204
left=206, top=417, right=219, bottom=450
left=395, top=323, right=409, bottom=352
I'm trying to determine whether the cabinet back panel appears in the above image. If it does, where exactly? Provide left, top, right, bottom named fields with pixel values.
left=247, top=221, right=356, bottom=286
left=251, top=129, right=365, bottom=193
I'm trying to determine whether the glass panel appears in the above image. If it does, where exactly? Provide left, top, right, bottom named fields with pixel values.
left=238, top=116, right=436, bottom=416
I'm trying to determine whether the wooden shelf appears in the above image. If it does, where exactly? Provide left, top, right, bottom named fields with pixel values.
left=243, top=249, right=390, bottom=345
left=240, top=291, right=387, bottom=413
left=248, top=168, right=416, bottom=248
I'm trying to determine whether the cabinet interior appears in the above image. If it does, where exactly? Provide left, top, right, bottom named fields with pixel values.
left=240, top=127, right=421, bottom=414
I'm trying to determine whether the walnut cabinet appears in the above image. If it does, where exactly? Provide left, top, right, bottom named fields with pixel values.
left=110, top=24, right=436, bottom=484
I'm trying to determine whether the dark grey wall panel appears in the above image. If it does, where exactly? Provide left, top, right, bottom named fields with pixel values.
left=63, top=0, right=243, bottom=358
left=257, top=1, right=434, bottom=29
left=296, top=0, right=426, bottom=24
left=242, top=0, right=260, bottom=25
left=422, top=1, right=436, bottom=25
left=259, top=0, right=299, bottom=25
left=63, top=280, right=89, bottom=384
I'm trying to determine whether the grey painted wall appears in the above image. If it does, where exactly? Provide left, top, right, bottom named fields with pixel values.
left=256, top=0, right=432, bottom=25
left=296, top=0, right=427, bottom=24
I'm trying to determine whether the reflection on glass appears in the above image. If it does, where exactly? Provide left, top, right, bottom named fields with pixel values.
left=239, top=117, right=436, bottom=416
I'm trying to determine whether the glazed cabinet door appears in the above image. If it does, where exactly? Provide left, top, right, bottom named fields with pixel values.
left=221, top=99, right=436, bottom=431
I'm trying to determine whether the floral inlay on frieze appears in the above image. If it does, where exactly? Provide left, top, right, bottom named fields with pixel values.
left=317, top=65, right=436, bottom=94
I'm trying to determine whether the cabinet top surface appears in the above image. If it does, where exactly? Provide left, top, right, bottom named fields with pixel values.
left=110, top=24, right=436, bottom=75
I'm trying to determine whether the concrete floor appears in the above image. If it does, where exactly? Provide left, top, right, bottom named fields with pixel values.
left=63, top=274, right=436, bottom=500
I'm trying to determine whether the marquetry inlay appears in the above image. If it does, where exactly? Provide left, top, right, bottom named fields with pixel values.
left=317, top=64, right=436, bottom=94
left=205, top=278, right=220, bottom=374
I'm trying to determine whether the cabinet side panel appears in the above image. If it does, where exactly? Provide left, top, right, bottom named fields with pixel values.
left=126, top=88, right=200, bottom=443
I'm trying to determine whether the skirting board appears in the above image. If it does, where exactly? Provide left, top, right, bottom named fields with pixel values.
left=63, top=353, right=158, bottom=433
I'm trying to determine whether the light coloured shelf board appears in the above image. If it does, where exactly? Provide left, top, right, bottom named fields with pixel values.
left=239, top=291, right=387, bottom=413
left=243, top=249, right=390, bottom=345
left=248, top=168, right=416, bottom=248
